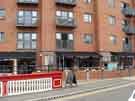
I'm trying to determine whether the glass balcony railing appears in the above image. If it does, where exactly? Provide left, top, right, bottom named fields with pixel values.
left=56, top=17, right=76, bottom=28
left=16, top=17, right=38, bottom=27
left=122, top=25, right=135, bottom=35
left=123, top=43, right=132, bottom=52
left=122, top=7, right=135, bottom=17
left=56, top=40, right=73, bottom=50
left=56, top=0, right=76, bottom=6
left=17, top=0, right=39, bottom=4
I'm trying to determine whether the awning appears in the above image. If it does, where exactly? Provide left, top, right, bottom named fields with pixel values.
left=56, top=52, right=101, bottom=58
left=111, top=52, right=135, bottom=58
left=0, top=52, right=36, bottom=59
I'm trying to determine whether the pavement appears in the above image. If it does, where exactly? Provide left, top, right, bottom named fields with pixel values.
left=55, top=82, right=135, bottom=101
left=0, top=77, right=135, bottom=101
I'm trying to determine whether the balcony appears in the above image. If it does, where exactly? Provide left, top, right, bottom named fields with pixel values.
left=56, top=17, right=76, bottom=28
left=56, top=40, right=73, bottom=50
left=122, top=25, right=135, bottom=35
left=123, top=43, right=132, bottom=52
left=122, top=7, right=135, bottom=17
left=17, top=0, right=39, bottom=5
left=56, top=0, right=76, bottom=6
left=16, top=18, right=38, bottom=28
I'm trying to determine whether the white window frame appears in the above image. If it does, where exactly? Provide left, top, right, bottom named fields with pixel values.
left=83, top=13, right=92, bottom=23
left=0, top=32, right=5, bottom=42
left=84, top=0, right=92, bottom=4
left=107, top=0, right=115, bottom=8
left=108, top=16, right=116, bottom=25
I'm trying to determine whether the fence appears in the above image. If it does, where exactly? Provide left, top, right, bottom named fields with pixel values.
left=0, top=81, right=2, bottom=96
left=7, top=78, right=52, bottom=96
left=0, top=71, right=62, bottom=96
left=62, top=68, right=135, bottom=80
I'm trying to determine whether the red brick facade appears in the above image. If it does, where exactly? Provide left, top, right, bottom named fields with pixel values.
left=0, top=0, right=134, bottom=73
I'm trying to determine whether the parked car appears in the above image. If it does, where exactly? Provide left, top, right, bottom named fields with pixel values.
left=128, top=90, right=135, bottom=101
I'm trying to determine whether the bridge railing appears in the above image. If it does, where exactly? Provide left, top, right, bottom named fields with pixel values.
left=0, top=81, right=2, bottom=96
left=0, top=71, right=62, bottom=96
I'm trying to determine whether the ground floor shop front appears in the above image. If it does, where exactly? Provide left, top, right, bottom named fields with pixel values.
left=0, top=51, right=134, bottom=74
left=42, top=51, right=135, bottom=71
left=0, top=52, right=36, bottom=74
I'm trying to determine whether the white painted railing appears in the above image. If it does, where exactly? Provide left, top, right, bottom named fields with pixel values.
left=7, top=78, right=52, bottom=96
left=0, top=82, right=2, bottom=96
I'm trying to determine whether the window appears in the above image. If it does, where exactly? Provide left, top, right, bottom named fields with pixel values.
left=121, top=19, right=129, bottom=28
left=110, top=35, right=117, bottom=44
left=123, top=37, right=132, bottom=51
left=84, top=13, right=92, bottom=23
left=120, top=2, right=129, bottom=9
left=107, top=0, right=115, bottom=8
left=44, top=55, right=55, bottom=66
left=84, top=0, right=92, bottom=4
left=56, top=11, right=73, bottom=19
left=123, top=37, right=131, bottom=44
left=56, top=32, right=73, bottom=49
left=0, top=32, right=5, bottom=42
left=18, top=0, right=39, bottom=3
left=17, top=10, right=38, bottom=25
left=0, top=9, right=5, bottom=18
left=125, top=37, right=129, bottom=44
left=17, top=32, right=37, bottom=49
left=83, top=34, right=93, bottom=44
left=108, top=16, right=116, bottom=25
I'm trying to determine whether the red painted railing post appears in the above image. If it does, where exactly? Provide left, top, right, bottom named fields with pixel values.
left=2, top=80, right=7, bottom=96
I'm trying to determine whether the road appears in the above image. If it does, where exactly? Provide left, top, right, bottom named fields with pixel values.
left=0, top=78, right=134, bottom=101
left=54, top=83, right=135, bottom=101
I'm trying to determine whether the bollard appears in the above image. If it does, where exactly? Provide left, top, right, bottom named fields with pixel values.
left=128, top=67, right=132, bottom=77
left=85, top=68, right=90, bottom=80
left=101, top=67, right=104, bottom=79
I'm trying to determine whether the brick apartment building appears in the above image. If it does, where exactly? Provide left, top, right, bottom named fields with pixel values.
left=0, top=0, right=134, bottom=74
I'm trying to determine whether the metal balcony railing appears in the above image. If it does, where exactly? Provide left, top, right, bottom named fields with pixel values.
left=17, top=0, right=39, bottom=4
left=56, top=17, right=76, bottom=28
left=56, top=0, right=76, bottom=6
left=56, top=40, right=73, bottom=50
left=122, top=25, right=135, bottom=35
left=122, top=7, right=135, bottom=17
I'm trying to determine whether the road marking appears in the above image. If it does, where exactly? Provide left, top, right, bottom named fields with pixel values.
left=25, top=79, right=129, bottom=101
left=55, top=82, right=135, bottom=101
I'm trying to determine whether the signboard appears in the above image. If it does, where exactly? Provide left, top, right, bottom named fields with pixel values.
left=107, top=63, right=118, bottom=71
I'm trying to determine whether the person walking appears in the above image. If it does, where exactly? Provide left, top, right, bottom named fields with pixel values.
left=72, top=67, right=77, bottom=86
left=65, top=67, right=77, bottom=88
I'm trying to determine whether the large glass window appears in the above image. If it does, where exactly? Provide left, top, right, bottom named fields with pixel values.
left=17, top=11, right=38, bottom=25
left=0, top=32, right=5, bottom=42
left=84, top=0, right=92, bottom=4
left=120, top=2, right=129, bottom=10
left=56, top=32, right=73, bottom=49
left=110, top=35, right=117, bottom=44
left=0, top=9, right=5, bottom=18
left=56, top=11, right=73, bottom=19
left=17, top=32, right=37, bottom=49
left=108, top=16, right=116, bottom=25
left=18, top=0, right=39, bottom=3
left=107, top=0, right=115, bottom=8
left=121, top=19, right=129, bottom=28
left=83, top=13, right=92, bottom=23
left=83, top=34, right=93, bottom=44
